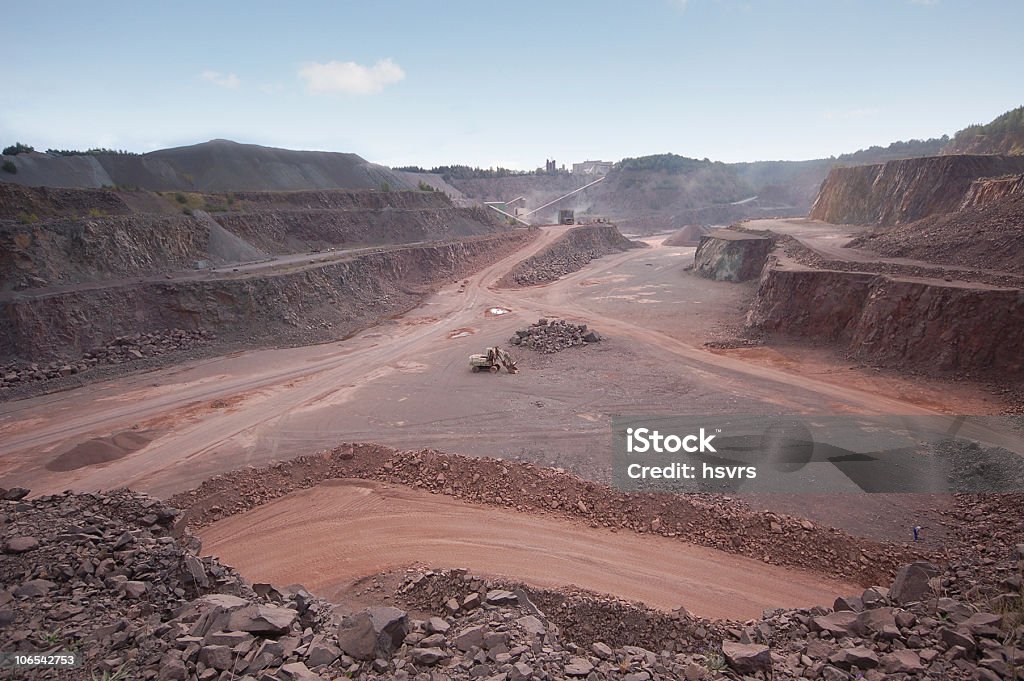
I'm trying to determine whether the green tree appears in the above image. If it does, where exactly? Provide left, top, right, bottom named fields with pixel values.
left=3, top=142, right=34, bottom=155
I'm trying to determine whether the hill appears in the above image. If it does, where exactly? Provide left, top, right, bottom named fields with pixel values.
left=943, top=105, right=1024, bottom=155
left=0, top=139, right=412, bottom=192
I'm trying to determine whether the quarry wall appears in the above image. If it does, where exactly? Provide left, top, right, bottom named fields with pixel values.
left=808, top=155, right=1024, bottom=225
left=0, top=231, right=534, bottom=362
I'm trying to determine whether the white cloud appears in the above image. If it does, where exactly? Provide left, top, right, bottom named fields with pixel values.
left=298, top=59, right=405, bottom=95
left=200, top=70, right=241, bottom=89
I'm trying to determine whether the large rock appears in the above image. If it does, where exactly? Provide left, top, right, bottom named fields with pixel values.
left=226, top=603, right=296, bottom=634
left=4, top=536, right=39, bottom=553
left=855, top=607, right=900, bottom=639
left=811, top=611, right=859, bottom=637
left=882, top=649, right=925, bottom=674
left=722, top=641, right=772, bottom=675
left=890, top=562, right=940, bottom=604
left=3, top=488, right=30, bottom=501
left=829, top=646, right=879, bottom=669
left=336, top=606, right=409, bottom=661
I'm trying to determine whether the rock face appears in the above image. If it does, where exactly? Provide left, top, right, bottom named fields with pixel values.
left=693, top=229, right=773, bottom=282
left=959, top=173, right=1024, bottom=210
left=747, top=260, right=1024, bottom=377
left=498, top=223, right=642, bottom=287
left=808, top=154, right=1024, bottom=226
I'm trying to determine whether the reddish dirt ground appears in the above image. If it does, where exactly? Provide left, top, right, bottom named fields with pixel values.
left=199, top=478, right=858, bottom=620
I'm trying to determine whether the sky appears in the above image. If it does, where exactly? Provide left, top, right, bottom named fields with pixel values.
left=2, top=0, right=1022, bottom=169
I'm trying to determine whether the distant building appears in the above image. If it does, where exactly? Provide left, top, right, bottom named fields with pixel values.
left=545, top=159, right=557, bottom=172
left=572, top=160, right=613, bottom=176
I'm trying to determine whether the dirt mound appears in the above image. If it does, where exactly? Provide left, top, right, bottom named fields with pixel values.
left=849, top=191, right=1024, bottom=275
left=46, top=430, right=153, bottom=471
left=661, top=224, right=710, bottom=246
left=497, top=223, right=643, bottom=287
left=809, top=154, right=1024, bottom=226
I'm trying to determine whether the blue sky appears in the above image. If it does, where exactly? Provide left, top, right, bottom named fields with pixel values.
left=2, top=0, right=1022, bottom=168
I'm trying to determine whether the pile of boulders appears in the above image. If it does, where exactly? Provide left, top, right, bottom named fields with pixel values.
left=0, top=328, right=213, bottom=390
left=389, top=562, right=1021, bottom=680
left=509, top=318, right=601, bottom=353
left=0, top=487, right=338, bottom=680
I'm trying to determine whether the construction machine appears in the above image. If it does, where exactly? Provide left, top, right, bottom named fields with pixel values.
left=469, top=346, right=519, bottom=374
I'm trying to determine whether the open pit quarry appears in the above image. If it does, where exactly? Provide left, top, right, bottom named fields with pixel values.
left=1, top=145, right=1023, bottom=681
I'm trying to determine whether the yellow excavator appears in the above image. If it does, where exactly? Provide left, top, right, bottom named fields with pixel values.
left=469, top=346, right=519, bottom=374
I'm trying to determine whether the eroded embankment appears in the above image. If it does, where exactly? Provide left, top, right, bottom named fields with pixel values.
left=747, top=257, right=1024, bottom=377
left=170, top=443, right=922, bottom=587
left=0, top=231, right=533, bottom=362
left=808, top=154, right=1024, bottom=225
left=497, top=223, right=643, bottom=287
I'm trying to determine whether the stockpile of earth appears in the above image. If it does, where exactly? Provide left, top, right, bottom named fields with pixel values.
left=508, top=318, right=601, bottom=353
left=663, top=224, right=711, bottom=247
left=498, top=223, right=642, bottom=287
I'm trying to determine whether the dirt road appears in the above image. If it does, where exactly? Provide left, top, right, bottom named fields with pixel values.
left=199, top=478, right=857, bottom=620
